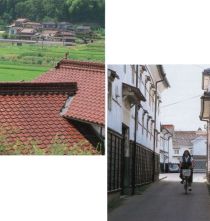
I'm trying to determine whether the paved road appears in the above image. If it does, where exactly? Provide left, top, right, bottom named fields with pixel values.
left=109, top=173, right=210, bottom=221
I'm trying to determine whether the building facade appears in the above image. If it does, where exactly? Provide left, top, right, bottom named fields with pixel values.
left=159, top=125, right=173, bottom=172
left=107, top=65, right=170, bottom=202
left=191, top=130, right=207, bottom=172
left=200, top=68, right=210, bottom=181
left=165, top=125, right=207, bottom=173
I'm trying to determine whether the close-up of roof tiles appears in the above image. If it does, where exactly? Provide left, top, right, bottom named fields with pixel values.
left=0, top=60, right=105, bottom=155
left=34, top=59, right=105, bottom=126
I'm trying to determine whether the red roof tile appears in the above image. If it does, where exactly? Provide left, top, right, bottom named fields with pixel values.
left=0, top=82, right=100, bottom=154
left=34, top=59, right=105, bottom=126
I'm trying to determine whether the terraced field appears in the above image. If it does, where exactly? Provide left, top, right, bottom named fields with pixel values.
left=0, top=40, right=104, bottom=81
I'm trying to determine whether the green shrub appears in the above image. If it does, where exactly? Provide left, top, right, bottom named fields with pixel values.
left=0, top=127, right=100, bottom=155
left=37, top=59, right=43, bottom=65
left=2, top=32, right=8, bottom=39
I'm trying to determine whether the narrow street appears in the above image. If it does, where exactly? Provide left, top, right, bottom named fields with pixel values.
left=109, top=173, right=210, bottom=221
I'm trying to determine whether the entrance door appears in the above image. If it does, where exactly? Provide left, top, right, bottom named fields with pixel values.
left=121, top=124, right=130, bottom=195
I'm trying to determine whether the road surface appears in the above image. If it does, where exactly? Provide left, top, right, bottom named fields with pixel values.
left=109, top=173, right=210, bottom=221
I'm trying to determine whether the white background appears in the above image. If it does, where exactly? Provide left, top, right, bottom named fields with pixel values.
left=106, top=0, right=210, bottom=64
left=2, top=0, right=210, bottom=220
left=0, top=157, right=106, bottom=221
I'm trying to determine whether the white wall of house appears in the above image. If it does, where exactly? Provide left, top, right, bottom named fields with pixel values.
left=168, top=131, right=207, bottom=164
left=108, top=65, right=169, bottom=153
left=159, top=132, right=173, bottom=164
left=192, top=137, right=207, bottom=155
left=171, top=146, right=193, bottom=164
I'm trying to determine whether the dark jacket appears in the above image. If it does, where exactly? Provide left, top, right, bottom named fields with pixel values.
left=181, top=156, right=192, bottom=169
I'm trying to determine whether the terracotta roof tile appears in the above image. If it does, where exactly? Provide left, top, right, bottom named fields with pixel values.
left=34, top=59, right=105, bottom=126
left=0, top=82, right=100, bottom=154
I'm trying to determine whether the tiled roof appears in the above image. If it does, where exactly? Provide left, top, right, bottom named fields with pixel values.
left=20, top=28, right=35, bottom=34
left=173, top=131, right=198, bottom=147
left=0, top=82, right=100, bottom=153
left=34, top=59, right=105, bottom=126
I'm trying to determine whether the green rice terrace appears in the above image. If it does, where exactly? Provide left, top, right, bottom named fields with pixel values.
left=0, top=40, right=104, bottom=81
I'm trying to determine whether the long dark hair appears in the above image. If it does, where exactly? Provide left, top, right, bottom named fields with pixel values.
left=183, top=150, right=191, bottom=158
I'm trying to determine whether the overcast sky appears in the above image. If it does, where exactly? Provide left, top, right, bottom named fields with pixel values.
left=161, top=65, right=210, bottom=131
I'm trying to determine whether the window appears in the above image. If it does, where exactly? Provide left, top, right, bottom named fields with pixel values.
left=108, top=80, right=112, bottom=111
left=174, top=149, right=179, bottom=154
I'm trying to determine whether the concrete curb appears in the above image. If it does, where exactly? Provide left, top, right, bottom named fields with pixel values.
left=159, top=176, right=167, bottom=181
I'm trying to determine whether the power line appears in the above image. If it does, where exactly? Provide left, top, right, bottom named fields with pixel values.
left=162, top=94, right=201, bottom=108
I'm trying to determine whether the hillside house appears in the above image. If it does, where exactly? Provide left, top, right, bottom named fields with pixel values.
left=39, top=30, right=59, bottom=40
left=23, top=22, right=42, bottom=30
left=7, top=18, right=38, bottom=38
left=42, top=22, right=57, bottom=30
left=16, top=28, right=37, bottom=40
left=14, top=18, right=29, bottom=27
left=76, top=26, right=92, bottom=35
left=54, top=31, right=76, bottom=45
left=57, top=22, right=74, bottom=31
left=6, top=18, right=92, bottom=43
left=7, top=25, right=22, bottom=36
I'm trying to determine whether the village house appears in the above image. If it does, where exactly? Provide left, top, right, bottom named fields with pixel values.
left=14, top=18, right=30, bottom=27
left=54, top=31, right=76, bottom=45
left=57, top=22, right=74, bottom=31
left=16, top=28, right=37, bottom=40
left=7, top=18, right=40, bottom=39
left=76, top=25, right=92, bottom=35
left=40, top=30, right=59, bottom=40
left=107, top=65, right=170, bottom=202
left=0, top=59, right=105, bottom=154
left=6, top=18, right=93, bottom=43
left=191, top=129, right=207, bottom=172
left=42, top=21, right=74, bottom=31
left=164, top=125, right=207, bottom=173
left=42, top=21, right=57, bottom=30
left=23, top=22, right=42, bottom=30
left=7, top=25, right=22, bottom=36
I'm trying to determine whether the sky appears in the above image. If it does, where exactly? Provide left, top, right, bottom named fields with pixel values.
left=161, top=65, right=210, bottom=131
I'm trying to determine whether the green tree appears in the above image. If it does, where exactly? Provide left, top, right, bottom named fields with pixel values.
left=0, top=0, right=105, bottom=26
left=67, top=0, right=105, bottom=25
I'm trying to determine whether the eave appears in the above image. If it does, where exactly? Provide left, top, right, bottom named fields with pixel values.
left=122, top=83, right=146, bottom=107
left=200, top=93, right=210, bottom=121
